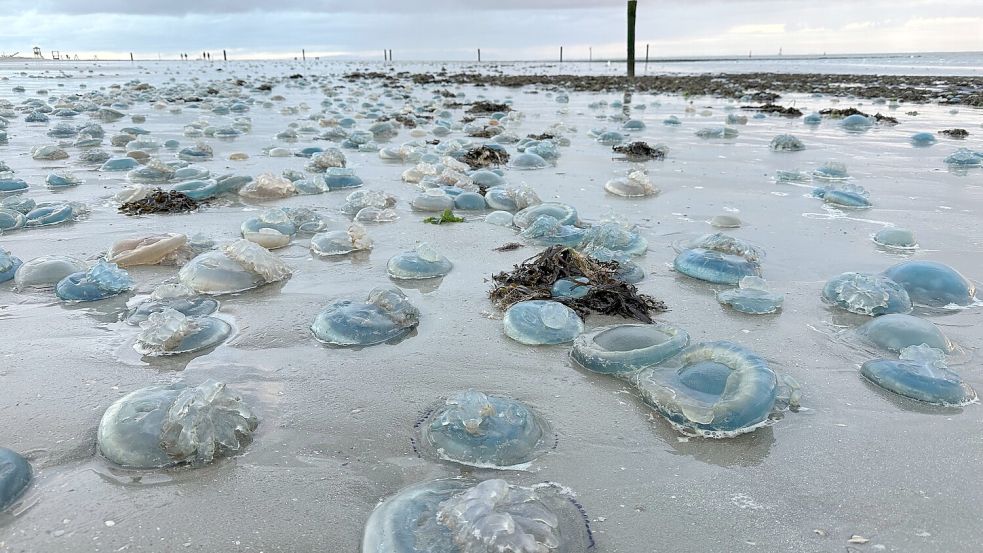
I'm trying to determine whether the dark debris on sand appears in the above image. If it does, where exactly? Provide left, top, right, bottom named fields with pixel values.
left=460, top=145, right=510, bottom=169
left=494, top=242, right=525, bottom=252
left=873, top=113, right=899, bottom=125
left=742, top=104, right=803, bottom=117
left=527, top=132, right=557, bottom=140
left=119, top=189, right=201, bottom=215
left=613, top=141, right=667, bottom=161
left=489, top=246, right=667, bottom=323
left=467, top=101, right=511, bottom=114
left=939, top=128, right=969, bottom=138
left=819, top=107, right=868, bottom=118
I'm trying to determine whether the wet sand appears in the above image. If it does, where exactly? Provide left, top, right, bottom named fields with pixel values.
left=0, top=61, right=982, bottom=552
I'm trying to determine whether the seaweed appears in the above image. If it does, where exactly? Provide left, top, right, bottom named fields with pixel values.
left=818, top=107, right=869, bottom=118
left=467, top=101, right=511, bottom=114
left=741, top=104, right=803, bottom=117
left=939, top=128, right=969, bottom=138
left=494, top=242, right=525, bottom=252
left=873, top=113, right=899, bottom=125
left=460, top=146, right=510, bottom=169
left=612, top=141, right=667, bottom=161
left=423, top=209, right=465, bottom=225
left=527, top=132, right=556, bottom=140
left=119, top=189, right=201, bottom=215
left=489, top=246, right=667, bottom=322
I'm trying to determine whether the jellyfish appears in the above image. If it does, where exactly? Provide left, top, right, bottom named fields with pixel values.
left=813, top=162, right=849, bottom=180
left=107, top=233, right=190, bottom=267
left=673, top=234, right=762, bottom=285
left=695, top=127, right=738, bottom=139
left=882, top=260, right=976, bottom=307
left=128, top=159, right=176, bottom=183
left=0, top=249, right=22, bottom=283
left=241, top=209, right=297, bottom=249
left=714, top=276, right=783, bottom=314
left=306, top=148, right=347, bottom=172
left=604, top=170, right=658, bottom=198
left=512, top=202, right=578, bottom=229
left=710, top=215, right=741, bottom=228
left=910, top=132, right=937, bottom=147
left=521, top=215, right=586, bottom=247
left=45, top=172, right=82, bottom=188
left=0, top=208, right=25, bottom=232
left=239, top=173, right=296, bottom=200
left=177, top=142, right=213, bottom=162
left=571, top=322, right=690, bottom=375
left=0, top=448, right=31, bottom=511
left=943, top=148, right=982, bottom=168
left=582, top=245, right=645, bottom=284
left=855, top=313, right=952, bottom=353
left=510, top=152, right=548, bottom=170
left=174, top=174, right=250, bottom=200
left=97, top=380, right=258, bottom=469
left=100, top=157, right=141, bottom=172
left=595, top=130, right=625, bottom=145
left=484, top=185, right=541, bottom=212
left=503, top=300, right=584, bottom=345
left=769, top=134, right=805, bottom=152
left=663, top=115, right=682, bottom=126
left=0, top=176, right=28, bottom=194
left=311, top=287, right=419, bottom=346
left=840, top=114, right=873, bottom=131
left=127, top=284, right=219, bottom=325
left=860, top=345, right=976, bottom=405
left=134, top=308, right=232, bottom=356
left=56, top=260, right=133, bottom=302
left=25, top=201, right=85, bottom=227
left=14, top=255, right=88, bottom=289
left=179, top=239, right=292, bottom=295
left=873, top=228, right=916, bottom=249
left=31, top=145, right=69, bottom=160
left=362, top=478, right=592, bottom=553
left=632, top=341, right=798, bottom=436
left=416, top=390, right=552, bottom=468
left=2, top=195, right=34, bottom=214
left=387, top=243, right=453, bottom=280
left=453, top=191, right=487, bottom=210
left=310, top=223, right=373, bottom=256
left=821, top=272, right=912, bottom=316
left=579, top=222, right=647, bottom=256
left=813, top=183, right=871, bottom=208
left=410, top=189, right=455, bottom=212
left=469, top=169, right=506, bottom=188
left=485, top=210, right=515, bottom=226
left=319, top=167, right=362, bottom=191
left=803, top=113, right=822, bottom=125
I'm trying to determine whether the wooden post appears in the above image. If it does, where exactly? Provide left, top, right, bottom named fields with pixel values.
left=560, top=46, right=563, bottom=62
left=589, top=47, right=592, bottom=63
left=627, top=0, right=637, bottom=78
left=223, top=49, right=227, bottom=61
left=477, top=48, right=481, bottom=62
left=645, top=43, right=650, bottom=65
left=129, top=52, right=133, bottom=62
left=302, top=49, right=306, bottom=61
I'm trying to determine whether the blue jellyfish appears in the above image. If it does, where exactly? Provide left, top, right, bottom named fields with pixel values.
left=484, top=185, right=541, bottom=212
left=323, top=167, right=364, bottom=191
left=623, top=119, right=646, bottom=130
left=0, top=448, right=31, bottom=511
left=803, top=113, right=822, bottom=125
left=551, top=277, right=591, bottom=299
left=855, top=313, right=952, bottom=353
left=512, top=202, right=578, bottom=229
left=663, top=115, right=682, bottom=126
left=387, top=243, right=453, bottom=280
left=172, top=166, right=211, bottom=181
left=673, top=234, right=763, bottom=285
left=873, top=228, right=916, bottom=249
left=503, top=300, right=584, bottom=345
left=769, top=134, right=805, bottom=152
left=882, top=261, right=976, bottom=307
left=241, top=208, right=297, bottom=250
left=821, top=272, right=912, bottom=316
left=571, top=322, right=690, bottom=375
left=520, top=215, right=586, bottom=247
left=126, top=284, right=219, bottom=325
left=840, top=114, right=873, bottom=131
left=45, top=172, right=82, bottom=188
left=362, top=479, right=592, bottom=553
left=415, top=390, right=553, bottom=468
left=469, top=169, right=506, bottom=188
left=411, top=189, right=455, bottom=212
left=0, top=208, right=26, bottom=232
left=134, top=308, right=232, bottom=356
left=579, top=222, right=647, bottom=256
left=632, top=341, right=797, bottom=436
left=510, top=152, right=548, bottom=170
left=861, top=345, right=976, bottom=405
left=179, top=240, right=292, bottom=295
left=453, top=191, right=487, bottom=210
left=25, top=202, right=82, bottom=227
left=717, top=276, right=784, bottom=314
left=100, top=157, right=141, bottom=172
left=14, top=255, right=88, bottom=289
left=2, top=196, right=34, bottom=214
left=97, top=380, right=258, bottom=469
left=812, top=162, right=849, bottom=180
left=943, top=148, right=982, bottom=167
left=725, top=113, right=747, bottom=125
left=311, top=287, right=419, bottom=346
left=813, top=183, right=871, bottom=208
left=485, top=210, right=515, bottom=226
left=583, top=245, right=645, bottom=284
left=56, top=261, right=133, bottom=302
left=695, top=127, right=738, bottom=139
left=178, top=143, right=213, bottom=162
left=910, top=132, right=937, bottom=147
left=0, top=176, right=28, bottom=194
left=310, top=224, right=373, bottom=257
left=0, top=249, right=23, bottom=283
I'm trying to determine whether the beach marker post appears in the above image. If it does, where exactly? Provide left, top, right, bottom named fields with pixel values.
left=560, top=46, right=563, bottom=62
left=645, top=44, right=650, bottom=66
left=223, top=50, right=227, bottom=62
left=477, top=48, right=481, bottom=62
left=627, top=0, right=637, bottom=78
left=302, top=49, right=306, bottom=61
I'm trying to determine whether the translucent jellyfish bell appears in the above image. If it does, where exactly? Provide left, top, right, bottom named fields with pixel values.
left=179, top=240, right=292, bottom=295
left=241, top=208, right=297, bottom=249
left=56, top=261, right=133, bottom=302
left=126, top=284, right=219, bottom=325
left=14, top=255, right=88, bottom=289
left=416, top=390, right=553, bottom=468
left=632, top=341, right=793, bottom=436
left=512, top=202, right=578, bottom=229
left=503, top=300, right=584, bottom=345
left=861, top=345, right=976, bottom=405
left=814, top=183, right=871, bottom=209
left=484, top=185, right=542, bottom=212
left=410, top=189, right=454, bottom=212
left=134, top=308, right=231, bottom=356
left=604, top=170, right=658, bottom=197
left=0, top=447, right=31, bottom=511
left=521, top=215, right=585, bottom=247
left=717, top=276, right=784, bottom=314
left=571, top=322, right=690, bottom=375
left=882, top=260, right=976, bottom=307
left=769, top=134, right=805, bottom=152
left=855, top=314, right=953, bottom=353
left=387, top=243, right=453, bottom=280
left=579, top=222, right=647, bottom=256
left=107, top=233, right=190, bottom=267
left=673, top=234, right=762, bottom=285
left=239, top=173, right=296, bottom=200
left=97, top=380, right=258, bottom=469
left=310, top=223, right=373, bottom=256
left=821, top=272, right=912, bottom=316
left=311, top=287, right=420, bottom=346
left=510, top=152, right=548, bottom=170
left=840, top=114, right=874, bottom=131
left=362, top=479, right=592, bottom=553
left=873, top=228, right=916, bottom=249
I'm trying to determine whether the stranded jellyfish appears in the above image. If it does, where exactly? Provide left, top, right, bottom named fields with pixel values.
left=512, top=202, right=578, bottom=229
left=510, top=152, right=549, bottom=170
left=241, top=208, right=297, bottom=249
left=840, top=114, right=873, bottom=131
left=134, top=308, right=232, bottom=356
left=126, top=284, right=219, bottom=324
left=673, top=233, right=763, bottom=285
left=882, top=260, right=976, bottom=307
left=717, top=276, right=784, bottom=314
left=411, top=189, right=455, bottom=212
left=855, top=313, right=953, bottom=353
left=521, top=216, right=585, bottom=247
left=387, top=243, right=453, bottom=280
left=56, top=261, right=133, bottom=302
left=873, top=228, right=916, bottom=249
left=484, top=185, right=541, bottom=212
left=323, top=167, right=363, bottom=191
left=107, top=233, right=190, bottom=267
left=769, top=134, right=805, bottom=152
left=97, top=380, right=258, bottom=469
left=579, top=222, right=647, bottom=256
left=861, top=345, right=976, bottom=405
left=362, top=478, right=592, bottom=553
left=179, top=240, right=292, bottom=295
left=310, top=223, right=373, bottom=256
left=14, top=255, right=88, bottom=289
left=415, top=390, right=553, bottom=468
left=503, top=300, right=584, bottom=345
left=604, top=170, right=658, bottom=198
left=571, top=322, right=690, bottom=375
left=910, top=132, right=937, bottom=147
left=813, top=183, right=871, bottom=208
left=632, top=341, right=799, bottom=436
left=821, top=272, right=912, bottom=316
left=0, top=448, right=31, bottom=511
left=0, top=249, right=22, bottom=283
left=311, top=287, right=420, bottom=347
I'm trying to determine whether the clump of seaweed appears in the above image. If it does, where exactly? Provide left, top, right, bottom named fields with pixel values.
left=489, top=246, right=667, bottom=322
left=423, top=209, right=465, bottom=225
left=741, top=104, right=803, bottom=117
left=494, top=242, right=525, bottom=252
left=467, top=101, right=511, bottom=114
left=527, top=132, right=556, bottom=140
left=460, top=146, right=510, bottom=169
left=819, top=107, right=869, bottom=118
left=119, top=189, right=200, bottom=215
left=873, top=113, right=899, bottom=125
left=612, top=141, right=667, bottom=161
left=939, top=128, right=969, bottom=138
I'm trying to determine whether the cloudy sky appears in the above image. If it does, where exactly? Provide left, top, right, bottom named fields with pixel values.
left=0, top=0, right=980, bottom=60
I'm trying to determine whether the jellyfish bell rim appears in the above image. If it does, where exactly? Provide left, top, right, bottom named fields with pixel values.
left=571, top=322, right=691, bottom=375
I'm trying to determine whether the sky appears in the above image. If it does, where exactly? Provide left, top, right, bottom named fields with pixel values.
left=0, top=0, right=980, bottom=60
